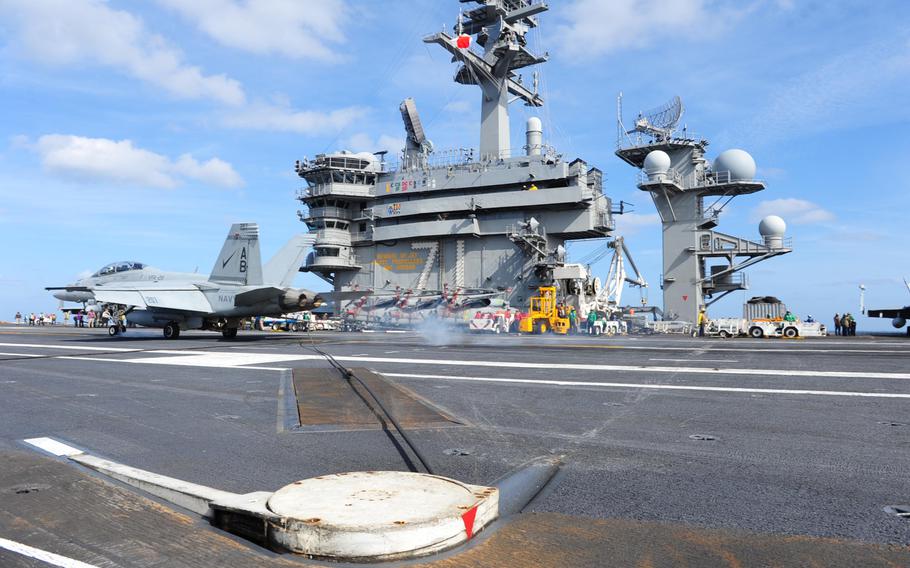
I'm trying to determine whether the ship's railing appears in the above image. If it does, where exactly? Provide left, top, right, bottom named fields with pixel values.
left=705, top=271, right=746, bottom=288
left=351, top=229, right=373, bottom=242
left=616, top=131, right=702, bottom=151
left=594, top=210, right=614, bottom=231
left=383, top=148, right=475, bottom=173
left=637, top=169, right=765, bottom=190
left=299, top=154, right=378, bottom=171
left=383, top=144, right=561, bottom=174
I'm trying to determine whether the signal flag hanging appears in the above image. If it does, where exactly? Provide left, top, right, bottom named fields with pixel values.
left=456, top=34, right=471, bottom=49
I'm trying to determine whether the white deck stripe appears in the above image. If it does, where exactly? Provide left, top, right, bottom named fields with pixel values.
left=0, top=538, right=99, bottom=568
left=649, top=358, right=737, bottom=363
left=23, top=437, right=84, bottom=457
left=0, top=343, right=137, bottom=352
left=52, top=351, right=910, bottom=381
left=383, top=373, right=910, bottom=399
left=324, top=355, right=910, bottom=380
left=57, top=356, right=288, bottom=371
left=0, top=352, right=43, bottom=357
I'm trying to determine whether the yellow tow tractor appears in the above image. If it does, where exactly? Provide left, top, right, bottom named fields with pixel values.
left=518, top=286, right=571, bottom=334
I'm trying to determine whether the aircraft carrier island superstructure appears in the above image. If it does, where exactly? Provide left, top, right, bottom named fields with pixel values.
left=295, top=0, right=612, bottom=309
left=615, top=96, right=793, bottom=323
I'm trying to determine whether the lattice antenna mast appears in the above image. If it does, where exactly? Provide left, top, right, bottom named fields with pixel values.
left=627, top=96, right=684, bottom=142
left=400, top=98, right=434, bottom=169
left=425, top=1, right=549, bottom=160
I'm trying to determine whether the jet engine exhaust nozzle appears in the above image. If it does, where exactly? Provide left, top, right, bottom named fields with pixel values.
left=279, top=290, right=308, bottom=311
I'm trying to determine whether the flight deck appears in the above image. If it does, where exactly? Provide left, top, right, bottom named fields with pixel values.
left=1, top=326, right=908, bottom=566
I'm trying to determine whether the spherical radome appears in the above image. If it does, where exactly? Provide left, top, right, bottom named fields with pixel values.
left=714, top=149, right=756, bottom=181
left=643, top=150, right=671, bottom=176
left=758, top=215, right=786, bottom=237
left=526, top=116, right=542, bottom=132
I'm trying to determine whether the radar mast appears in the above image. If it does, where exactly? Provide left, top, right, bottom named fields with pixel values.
left=424, top=1, right=548, bottom=160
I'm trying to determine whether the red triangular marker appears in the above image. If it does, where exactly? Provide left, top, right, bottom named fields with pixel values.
left=461, top=506, right=478, bottom=539
left=682, top=295, right=688, bottom=301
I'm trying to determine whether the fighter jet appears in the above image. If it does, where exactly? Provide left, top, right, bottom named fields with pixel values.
left=867, top=278, right=910, bottom=336
left=49, top=223, right=329, bottom=339
left=47, top=261, right=206, bottom=305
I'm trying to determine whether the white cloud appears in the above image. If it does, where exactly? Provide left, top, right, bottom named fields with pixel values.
left=157, top=0, right=348, bottom=62
left=750, top=198, right=834, bottom=225
left=1, top=0, right=245, bottom=105
left=556, top=0, right=743, bottom=59
left=173, top=154, right=244, bottom=188
left=29, top=134, right=243, bottom=189
left=223, top=102, right=367, bottom=134
left=614, top=212, right=661, bottom=235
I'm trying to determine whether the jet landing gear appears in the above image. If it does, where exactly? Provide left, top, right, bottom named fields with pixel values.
left=107, top=324, right=126, bottom=336
left=163, top=323, right=181, bottom=339
left=222, top=327, right=238, bottom=339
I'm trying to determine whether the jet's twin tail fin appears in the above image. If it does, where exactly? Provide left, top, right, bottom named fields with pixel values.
left=263, top=234, right=316, bottom=287
left=210, top=223, right=263, bottom=286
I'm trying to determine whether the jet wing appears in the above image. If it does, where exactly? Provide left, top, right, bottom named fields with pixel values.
left=867, top=307, right=910, bottom=318
left=45, top=286, right=92, bottom=292
left=91, top=284, right=213, bottom=314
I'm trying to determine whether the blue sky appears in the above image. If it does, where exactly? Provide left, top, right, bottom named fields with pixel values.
left=1, top=0, right=908, bottom=330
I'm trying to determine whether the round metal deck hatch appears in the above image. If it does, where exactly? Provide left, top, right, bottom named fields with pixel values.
left=266, top=471, right=499, bottom=561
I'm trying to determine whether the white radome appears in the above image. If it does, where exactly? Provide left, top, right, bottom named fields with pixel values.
left=713, top=149, right=756, bottom=181
left=526, top=116, right=542, bottom=132
left=643, top=150, right=671, bottom=176
left=758, top=215, right=787, bottom=237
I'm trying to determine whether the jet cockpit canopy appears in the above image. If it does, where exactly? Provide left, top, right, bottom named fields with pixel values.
left=92, top=261, right=146, bottom=277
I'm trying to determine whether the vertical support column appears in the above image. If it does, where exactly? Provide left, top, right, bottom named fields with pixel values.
left=658, top=191, right=702, bottom=323
left=480, top=80, right=510, bottom=159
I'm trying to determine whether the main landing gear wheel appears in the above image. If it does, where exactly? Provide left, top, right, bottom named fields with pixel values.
left=108, top=325, right=119, bottom=337
left=222, top=327, right=238, bottom=339
left=163, top=323, right=180, bottom=339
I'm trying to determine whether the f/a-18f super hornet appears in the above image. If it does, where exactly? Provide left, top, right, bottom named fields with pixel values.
left=867, top=278, right=910, bottom=336
left=47, top=261, right=207, bottom=306
left=49, top=223, right=332, bottom=339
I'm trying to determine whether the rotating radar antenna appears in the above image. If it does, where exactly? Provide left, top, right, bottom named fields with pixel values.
left=627, top=96, right=684, bottom=142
